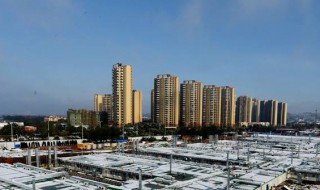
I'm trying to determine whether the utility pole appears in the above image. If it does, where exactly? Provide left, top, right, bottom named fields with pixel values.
left=226, top=151, right=230, bottom=190
left=138, top=167, right=142, bottom=190
left=291, top=135, right=293, bottom=165
left=81, top=123, right=84, bottom=140
left=10, top=123, right=13, bottom=142
left=47, top=120, right=50, bottom=140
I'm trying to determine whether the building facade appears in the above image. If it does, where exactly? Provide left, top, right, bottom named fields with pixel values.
left=94, top=94, right=113, bottom=125
left=151, top=89, right=154, bottom=123
left=202, top=85, right=222, bottom=127
left=180, top=80, right=203, bottom=127
left=251, top=98, right=260, bottom=122
left=133, top=90, right=143, bottom=124
left=112, top=63, right=133, bottom=127
left=221, top=86, right=236, bottom=127
left=67, top=109, right=100, bottom=128
left=261, top=100, right=278, bottom=127
left=153, top=74, right=179, bottom=127
left=277, top=102, right=288, bottom=126
left=236, top=96, right=252, bottom=124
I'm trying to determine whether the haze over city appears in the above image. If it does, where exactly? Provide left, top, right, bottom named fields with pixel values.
left=0, top=0, right=319, bottom=115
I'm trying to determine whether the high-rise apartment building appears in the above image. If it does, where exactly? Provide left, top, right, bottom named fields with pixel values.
left=133, top=90, right=142, bottom=124
left=202, top=85, right=222, bottom=127
left=277, top=102, right=288, bottom=126
left=94, top=94, right=113, bottom=124
left=153, top=74, right=179, bottom=127
left=94, top=94, right=104, bottom=112
left=151, top=89, right=154, bottom=123
left=236, top=96, right=252, bottom=123
left=180, top=80, right=203, bottom=127
left=251, top=98, right=260, bottom=122
left=261, top=100, right=278, bottom=126
left=112, top=63, right=133, bottom=127
left=94, top=94, right=112, bottom=112
left=260, top=100, right=267, bottom=122
left=221, top=86, right=236, bottom=127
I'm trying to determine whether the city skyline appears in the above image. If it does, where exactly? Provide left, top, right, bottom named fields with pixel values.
left=0, top=0, right=319, bottom=115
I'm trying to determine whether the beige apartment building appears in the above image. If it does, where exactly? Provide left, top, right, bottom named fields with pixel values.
left=133, top=90, right=142, bottom=124
left=94, top=94, right=113, bottom=124
left=112, top=63, right=133, bottom=127
left=94, top=94, right=104, bottom=112
left=180, top=80, right=203, bottom=127
left=236, top=96, right=252, bottom=123
left=202, top=85, right=222, bottom=127
left=94, top=94, right=113, bottom=113
left=221, top=86, right=236, bottom=127
left=278, top=102, right=288, bottom=126
left=251, top=98, right=260, bottom=122
left=153, top=74, right=179, bottom=127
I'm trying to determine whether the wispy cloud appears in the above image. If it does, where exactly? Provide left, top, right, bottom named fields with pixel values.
left=176, top=0, right=204, bottom=35
left=230, top=0, right=316, bottom=21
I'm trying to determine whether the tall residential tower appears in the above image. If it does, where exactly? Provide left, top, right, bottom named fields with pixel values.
left=236, top=96, right=252, bottom=123
left=221, top=86, right=236, bottom=127
left=94, top=94, right=113, bottom=125
left=202, top=85, right=222, bottom=127
left=112, top=63, right=133, bottom=127
left=153, top=74, right=179, bottom=127
left=180, top=80, right=203, bottom=127
left=277, top=102, right=288, bottom=126
left=251, top=98, right=260, bottom=122
left=133, top=90, right=143, bottom=124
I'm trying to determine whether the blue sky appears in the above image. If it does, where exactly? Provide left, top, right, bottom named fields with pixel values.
left=0, top=0, right=319, bottom=115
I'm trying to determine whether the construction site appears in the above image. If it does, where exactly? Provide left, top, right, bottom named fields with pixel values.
left=1, top=134, right=320, bottom=189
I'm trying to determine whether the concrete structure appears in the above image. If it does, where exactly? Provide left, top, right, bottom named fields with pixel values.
left=202, top=85, right=222, bottom=127
left=58, top=134, right=320, bottom=190
left=153, top=74, right=180, bottom=127
left=180, top=80, right=203, bottom=127
left=67, top=109, right=100, bottom=128
left=133, top=90, right=143, bottom=124
left=278, top=102, right=288, bottom=126
left=221, top=86, right=236, bottom=127
left=251, top=98, right=260, bottom=122
left=0, top=163, right=125, bottom=190
left=67, top=109, right=82, bottom=126
left=236, top=96, right=252, bottom=124
left=112, top=63, right=133, bottom=127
